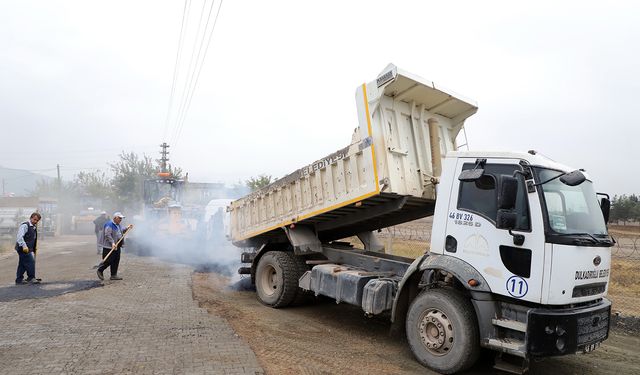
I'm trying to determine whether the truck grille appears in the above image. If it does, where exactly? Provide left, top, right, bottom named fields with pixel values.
left=572, top=282, right=606, bottom=298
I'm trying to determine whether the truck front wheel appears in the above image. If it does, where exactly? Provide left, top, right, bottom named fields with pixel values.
left=255, top=251, right=299, bottom=308
left=406, top=288, right=480, bottom=374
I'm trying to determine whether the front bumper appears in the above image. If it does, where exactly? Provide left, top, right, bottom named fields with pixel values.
left=527, top=298, right=611, bottom=356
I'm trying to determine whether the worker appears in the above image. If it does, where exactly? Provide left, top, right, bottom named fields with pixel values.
left=97, top=212, right=132, bottom=281
left=93, top=211, right=109, bottom=254
left=15, top=212, right=42, bottom=285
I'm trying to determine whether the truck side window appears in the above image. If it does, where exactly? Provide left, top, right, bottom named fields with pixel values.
left=457, top=163, right=531, bottom=231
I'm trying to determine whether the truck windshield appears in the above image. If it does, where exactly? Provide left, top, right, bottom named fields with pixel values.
left=533, top=167, right=611, bottom=246
left=144, top=180, right=182, bottom=205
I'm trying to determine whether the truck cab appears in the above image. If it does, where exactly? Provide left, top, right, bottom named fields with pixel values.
left=421, top=151, right=613, bottom=361
left=433, top=151, right=612, bottom=306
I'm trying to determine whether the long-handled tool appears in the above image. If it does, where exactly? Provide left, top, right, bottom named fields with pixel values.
left=92, top=225, right=133, bottom=269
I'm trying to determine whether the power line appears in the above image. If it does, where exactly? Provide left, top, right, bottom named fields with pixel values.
left=0, top=145, right=157, bottom=156
left=173, top=0, right=224, bottom=147
left=171, top=0, right=214, bottom=145
left=59, top=166, right=106, bottom=171
left=162, top=0, right=191, bottom=142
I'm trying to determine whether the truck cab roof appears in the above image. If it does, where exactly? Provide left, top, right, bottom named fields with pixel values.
left=447, top=150, right=581, bottom=175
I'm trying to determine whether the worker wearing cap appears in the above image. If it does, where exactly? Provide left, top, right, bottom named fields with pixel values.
left=97, top=212, right=132, bottom=281
left=92, top=211, right=109, bottom=254
left=15, top=212, right=42, bottom=285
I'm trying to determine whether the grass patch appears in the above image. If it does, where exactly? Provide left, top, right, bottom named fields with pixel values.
left=386, top=240, right=429, bottom=258
left=610, top=224, right=640, bottom=235
left=608, top=258, right=640, bottom=316
left=339, top=236, right=428, bottom=258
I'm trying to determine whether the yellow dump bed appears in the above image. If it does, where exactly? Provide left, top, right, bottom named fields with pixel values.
left=230, top=64, right=477, bottom=247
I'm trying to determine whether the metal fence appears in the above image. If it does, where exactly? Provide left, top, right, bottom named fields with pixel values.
left=376, top=219, right=640, bottom=318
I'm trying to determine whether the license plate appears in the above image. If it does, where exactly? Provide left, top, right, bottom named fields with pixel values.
left=583, top=341, right=601, bottom=353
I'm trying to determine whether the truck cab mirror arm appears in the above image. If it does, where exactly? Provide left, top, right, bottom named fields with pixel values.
left=597, top=193, right=611, bottom=224
left=496, top=209, right=525, bottom=246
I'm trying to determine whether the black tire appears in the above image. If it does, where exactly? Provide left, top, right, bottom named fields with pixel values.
left=291, top=254, right=312, bottom=306
left=255, top=251, right=300, bottom=308
left=406, top=288, right=480, bottom=374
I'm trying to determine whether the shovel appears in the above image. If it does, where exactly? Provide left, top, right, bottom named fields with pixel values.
left=92, top=226, right=133, bottom=269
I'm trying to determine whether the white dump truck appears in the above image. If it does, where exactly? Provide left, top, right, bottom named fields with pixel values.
left=229, top=64, right=613, bottom=374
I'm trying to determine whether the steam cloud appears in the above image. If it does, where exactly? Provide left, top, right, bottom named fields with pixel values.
left=123, top=199, right=243, bottom=282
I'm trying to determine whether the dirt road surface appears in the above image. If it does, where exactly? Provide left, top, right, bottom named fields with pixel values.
left=193, top=272, right=640, bottom=375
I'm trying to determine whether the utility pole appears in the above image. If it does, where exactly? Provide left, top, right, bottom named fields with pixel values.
left=56, top=164, right=62, bottom=201
left=56, top=164, right=61, bottom=189
left=159, top=143, right=170, bottom=173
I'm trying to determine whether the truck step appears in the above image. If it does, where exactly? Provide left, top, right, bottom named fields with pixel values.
left=494, top=358, right=528, bottom=374
left=486, top=338, right=526, bottom=357
left=492, top=318, right=527, bottom=332
left=493, top=353, right=529, bottom=375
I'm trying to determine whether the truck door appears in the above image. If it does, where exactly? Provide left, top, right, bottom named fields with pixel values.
left=444, top=159, right=546, bottom=304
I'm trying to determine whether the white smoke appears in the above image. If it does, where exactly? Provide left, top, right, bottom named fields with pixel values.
left=124, top=199, right=241, bottom=279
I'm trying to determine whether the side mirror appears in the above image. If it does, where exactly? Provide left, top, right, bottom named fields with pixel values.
left=599, top=197, right=611, bottom=224
left=458, top=168, right=484, bottom=182
left=560, top=170, right=586, bottom=186
left=498, top=176, right=518, bottom=210
left=496, top=209, right=517, bottom=229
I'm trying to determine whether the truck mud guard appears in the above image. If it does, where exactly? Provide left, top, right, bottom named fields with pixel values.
left=391, top=254, right=491, bottom=322
left=420, top=255, right=492, bottom=293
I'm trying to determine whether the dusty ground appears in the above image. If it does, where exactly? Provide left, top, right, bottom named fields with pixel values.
left=192, top=272, right=640, bottom=375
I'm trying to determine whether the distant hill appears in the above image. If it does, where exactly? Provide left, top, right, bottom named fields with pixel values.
left=0, top=166, right=55, bottom=196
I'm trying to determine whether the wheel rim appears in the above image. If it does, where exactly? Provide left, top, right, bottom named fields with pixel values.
left=258, top=263, right=278, bottom=297
left=418, top=308, right=454, bottom=356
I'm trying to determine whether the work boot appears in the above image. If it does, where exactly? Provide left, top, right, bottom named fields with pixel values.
left=97, top=269, right=104, bottom=280
left=110, top=275, right=123, bottom=281
left=26, top=278, right=41, bottom=284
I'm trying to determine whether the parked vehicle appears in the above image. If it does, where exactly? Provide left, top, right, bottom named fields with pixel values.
left=230, top=64, right=613, bottom=374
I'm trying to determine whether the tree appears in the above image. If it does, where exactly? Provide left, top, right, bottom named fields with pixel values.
left=610, top=195, right=640, bottom=225
left=30, top=178, right=83, bottom=215
left=632, top=202, right=640, bottom=223
left=74, top=171, right=111, bottom=200
left=246, top=175, right=272, bottom=191
left=27, top=151, right=186, bottom=220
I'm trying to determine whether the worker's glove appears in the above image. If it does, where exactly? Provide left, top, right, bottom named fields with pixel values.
left=22, top=247, right=29, bottom=254
left=127, top=224, right=134, bottom=230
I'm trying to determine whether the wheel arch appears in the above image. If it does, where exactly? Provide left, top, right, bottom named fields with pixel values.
left=392, top=254, right=491, bottom=323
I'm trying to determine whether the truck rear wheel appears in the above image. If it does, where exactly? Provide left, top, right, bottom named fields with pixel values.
left=406, top=288, right=480, bottom=374
left=255, top=251, right=300, bottom=308
left=291, top=255, right=311, bottom=306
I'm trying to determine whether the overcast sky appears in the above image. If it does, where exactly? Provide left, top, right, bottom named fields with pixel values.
left=1, top=0, right=638, bottom=196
